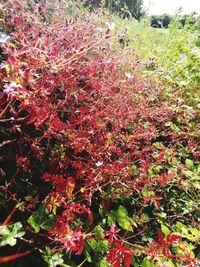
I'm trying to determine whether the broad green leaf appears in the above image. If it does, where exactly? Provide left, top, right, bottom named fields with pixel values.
left=42, top=247, right=64, bottom=267
left=94, top=225, right=105, bottom=238
left=99, top=260, right=111, bottom=267
left=116, top=206, right=128, bottom=218
left=86, top=238, right=98, bottom=251
left=117, top=217, right=133, bottom=231
left=161, top=225, right=170, bottom=236
left=0, top=222, right=25, bottom=247
left=187, top=226, right=200, bottom=241
left=108, top=206, right=134, bottom=231
left=27, top=205, right=55, bottom=233
left=175, top=222, right=200, bottom=241
left=176, top=222, right=188, bottom=234
left=87, top=238, right=109, bottom=253
left=185, top=159, right=194, bottom=170
left=97, top=240, right=110, bottom=253
left=131, top=257, right=140, bottom=267
left=107, top=210, right=117, bottom=226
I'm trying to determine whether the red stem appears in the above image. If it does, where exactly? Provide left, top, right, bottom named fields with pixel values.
left=0, top=251, right=30, bottom=263
left=2, top=205, right=17, bottom=225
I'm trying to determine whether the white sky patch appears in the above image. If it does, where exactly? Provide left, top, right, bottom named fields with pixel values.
left=143, top=0, right=200, bottom=15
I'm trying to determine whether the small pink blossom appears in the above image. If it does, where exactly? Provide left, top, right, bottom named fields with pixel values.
left=3, top=82, right=22, bottom=95
left=0, top=33, right=11, bottom=43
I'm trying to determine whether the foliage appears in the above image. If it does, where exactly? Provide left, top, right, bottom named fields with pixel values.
left=27, top=205, right=55, bottom=233
left=150, top=14, right=198, bottom=29
left=0, top=0, right=199, bottom=267
left=42, top=247, right=64, bottom=267
left=151, top=14, right=172, bottom=28
left=84, top=0, right=145, bottom=19
left=112, top=15, right=200, bottom=87
left=0, top=222, right=25, bottom=247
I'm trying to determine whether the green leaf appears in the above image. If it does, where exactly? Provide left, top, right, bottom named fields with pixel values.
left=86, top=238, right=110, bottom=253
left=156, top=212, right=167, bottom=218
left=175, top=222, right=200, bottom=241
left=190, top=176, right=200, bottom=182
left=117, top=217, right=133, bottom=231
left=85, top=250, right=92, bottom=263
left=190, top=182, right=200, bottom=189
left=141, top=259, right=156, bottom=267
left=27, top=205, right=55, bottom=233
left=165, top=122, right=180, bottom=133
left=99, top=260, right=111, bottom=267
left=160, top=260, right=175, bottom=267
left=108, top=206, right=133, bottom=231
left=0, top=222, right=25, bottom=247
left=161, top=225, right=170, bottom=236
left=182, top=170, right=194, bottom=178
left=185, top=159, right=194, bottom=170
left=116, top=206, right=128, bottom=218
left=107, top=210, right=117, bottom=226
left=176, top=222, right=189, bottom=236
left=42, top=247, right=64, bottom=267
left=189, top=227, right=200, bottom=241
left=96, top=240, right=110, bottom=253
left=94, top=225, right=105, bottom=238
left=86, top=238, right=98, bottom=251
left=142, top=189, right=154, bottom=198
left=131, top=257, right=140, bottom=267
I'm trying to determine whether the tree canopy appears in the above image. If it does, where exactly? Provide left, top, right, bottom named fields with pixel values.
left=84, top=0, right=144, bottom=19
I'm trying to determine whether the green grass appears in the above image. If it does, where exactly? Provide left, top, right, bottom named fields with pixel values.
left=94, top=13, right=199, bottom=115
left=108, top=15, right=200, bottom=88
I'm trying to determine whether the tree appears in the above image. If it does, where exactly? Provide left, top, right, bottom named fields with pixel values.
left=150, top=14, right=172, bottom=28
left=123, top=0, right=144, bottom=19
left=84, top=0, right=145, bottom=19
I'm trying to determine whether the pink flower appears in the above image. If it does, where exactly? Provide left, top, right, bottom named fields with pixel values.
left=0, top=33, right=10, bottom=43
left=3, top=82, right=22, bottom=95
left=105, top=223, right=120, bottom=244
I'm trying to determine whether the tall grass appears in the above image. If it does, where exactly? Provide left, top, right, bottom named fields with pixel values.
left=106, top=14, right=200, bottom=88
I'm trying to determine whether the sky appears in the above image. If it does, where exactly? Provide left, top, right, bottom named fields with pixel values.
left=143, top=0, right=200, bottom=15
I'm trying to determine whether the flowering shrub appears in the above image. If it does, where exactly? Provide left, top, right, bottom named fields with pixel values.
left=0, top=1, right=199, bottom=266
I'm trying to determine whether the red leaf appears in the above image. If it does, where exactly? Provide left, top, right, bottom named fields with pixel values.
left=107, top=248, right=121, bottom=267
left=166, top=234, right=181, bottom=244
left=157, top=230, right=164, bottom=244
left=107, top=242, right=133, bottom=267
left=123, top=249, right=133, bottom=267
left=7, top=56, right=16, bottom=65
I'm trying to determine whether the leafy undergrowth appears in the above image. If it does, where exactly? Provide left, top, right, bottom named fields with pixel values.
left=0, top=1, right=199, bottom=267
